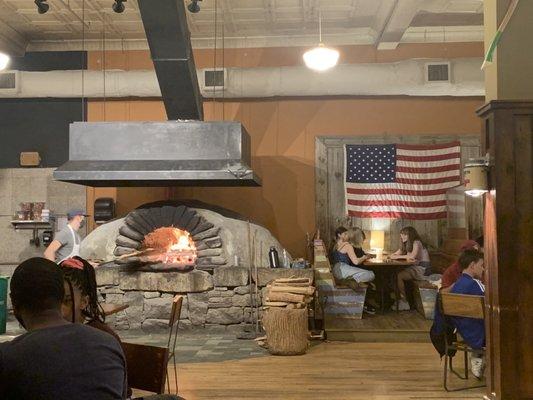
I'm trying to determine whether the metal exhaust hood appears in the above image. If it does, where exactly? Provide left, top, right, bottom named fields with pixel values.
left=53, top=121, right=261, bottom=187
left=53, top=0, right=261, bottom=187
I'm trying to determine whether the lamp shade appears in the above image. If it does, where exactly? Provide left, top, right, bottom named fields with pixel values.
left=0, top=52, right=10, bottom=71
left=464, top=160, right=488, bottom=197
left=370, top=230, right=385, bottom=249
left=303, top=44, right=339, bottom=72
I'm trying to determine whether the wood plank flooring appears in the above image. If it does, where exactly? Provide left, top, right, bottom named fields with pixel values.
left=136, top=342, right=486, bottom=399
left=325, top=311, right=433, bottom=342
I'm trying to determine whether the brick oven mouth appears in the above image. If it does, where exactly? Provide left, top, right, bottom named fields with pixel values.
left=135, top=227, right=197, bottom=269
left=114, top=204, right=225, bottom=272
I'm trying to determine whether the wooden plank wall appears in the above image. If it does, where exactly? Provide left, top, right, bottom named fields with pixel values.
left=315, top=135, right=481, bottom=251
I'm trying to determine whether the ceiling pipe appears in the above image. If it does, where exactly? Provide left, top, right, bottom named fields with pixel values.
left=0, top=58, right=484, bottom=99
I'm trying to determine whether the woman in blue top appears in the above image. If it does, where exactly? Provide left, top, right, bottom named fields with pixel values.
left=331, top=227, right=375, bottom=289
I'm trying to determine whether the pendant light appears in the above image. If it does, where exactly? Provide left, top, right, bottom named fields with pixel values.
left=303, top=11, right=339, bottom=72
left=0, top=52, right=10, bottom=71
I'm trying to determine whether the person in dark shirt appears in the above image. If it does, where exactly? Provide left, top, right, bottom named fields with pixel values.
left=0, top=257, right=127, bottom=400
left=450, top=249, right=486, bottom=378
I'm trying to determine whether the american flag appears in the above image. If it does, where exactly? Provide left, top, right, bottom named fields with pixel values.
left=344, top=142, right=461, bottom=219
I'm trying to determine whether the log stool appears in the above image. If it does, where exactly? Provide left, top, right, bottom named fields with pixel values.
left=262, top=307, right=309, bottom=355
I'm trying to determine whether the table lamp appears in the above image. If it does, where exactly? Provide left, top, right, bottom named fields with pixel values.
left=370, top=230, right=385, bottom=262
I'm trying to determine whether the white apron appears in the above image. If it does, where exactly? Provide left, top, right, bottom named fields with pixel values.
left=58, top=225, right=81, bottom=264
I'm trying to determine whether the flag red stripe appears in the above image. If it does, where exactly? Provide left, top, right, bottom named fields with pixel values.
left=397, top=152, right=460, bottom=162
left=346, top=188, right=448, bottom=196
left=396, top=142, right=460, bottom=151
left=347, top=199, right=446, bottom=208
left=397, top=164, right=460, bottom=174
left=347, top=210, right=447, bottom=219
left=396, top=175, right=460, bottom=185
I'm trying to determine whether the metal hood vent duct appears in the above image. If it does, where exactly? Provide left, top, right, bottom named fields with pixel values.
left=137, top=0, right=203, bottom=120
left=54, top=121, right=260, bottom=187
left=54, top=0, right=261, bottom=187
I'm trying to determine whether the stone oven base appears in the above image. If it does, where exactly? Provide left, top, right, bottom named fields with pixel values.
left=96, top=266, right=314, bottom=332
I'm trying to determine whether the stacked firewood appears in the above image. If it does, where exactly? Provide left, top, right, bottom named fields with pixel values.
left=263, top=278, right=315, bottom=310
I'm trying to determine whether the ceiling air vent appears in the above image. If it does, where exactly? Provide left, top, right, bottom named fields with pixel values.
left=200, top=68, right=227, bottom=91
left=0, top=71, right=19, bottom=93
left=425, top=62, right=451, bottom=83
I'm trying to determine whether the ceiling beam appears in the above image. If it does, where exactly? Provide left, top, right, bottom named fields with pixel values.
left=375, top=0, right=422, bottom=50
left=0, top=21, right=27, bottom=56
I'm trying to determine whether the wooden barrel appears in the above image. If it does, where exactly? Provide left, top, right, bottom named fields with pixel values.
left=262, top=307, right=309, bottom=355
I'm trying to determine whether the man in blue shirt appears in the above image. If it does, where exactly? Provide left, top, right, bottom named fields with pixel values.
left=450, top=249, right=485, bottom=378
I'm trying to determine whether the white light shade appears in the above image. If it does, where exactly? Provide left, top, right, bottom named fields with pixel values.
left=303, top=44, right=339, bottom=72
left=0, top=52, right=10, bottom=71
left=370, top=230, right=385, bottom=249
left=465, top=189, right=487, bottom=197
left=464, top=161, right=488, bottom=198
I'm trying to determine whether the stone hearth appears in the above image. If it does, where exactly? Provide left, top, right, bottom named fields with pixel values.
left=81, top=201, right=313, bottom=332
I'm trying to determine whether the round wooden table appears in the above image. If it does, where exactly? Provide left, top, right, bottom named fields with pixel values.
left=363, top=259, right=414, bottom=314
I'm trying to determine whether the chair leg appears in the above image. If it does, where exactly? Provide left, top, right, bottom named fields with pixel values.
left=444, top=352, right=486, bottom=392
left=464, top=350, right=469, bottom=379
left=444, top=355, right=450, bottom=391
left=449, top=353, right=468, bottom=380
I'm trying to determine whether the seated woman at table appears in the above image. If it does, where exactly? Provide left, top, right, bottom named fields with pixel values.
left=347, top=227, right=367, bottom=258
left=390, top=226, right=431, bottom=310
left=59, top=256, right=121, bottom=341
left=331, top=227, right=374, bottom=289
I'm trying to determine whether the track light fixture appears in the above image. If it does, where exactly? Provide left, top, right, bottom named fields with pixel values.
left=187, top=0, right=202, bottom=13
left=35, top=0, right=49, bottom=14
left=112, top=0, right=126, bottom=13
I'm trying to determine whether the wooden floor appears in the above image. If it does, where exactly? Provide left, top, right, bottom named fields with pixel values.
left=326, top=311, right=433, bottom=342
left=136, top=342, right=486, bottom=399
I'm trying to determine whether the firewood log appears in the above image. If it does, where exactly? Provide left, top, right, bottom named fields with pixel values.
left=266, top=291, right=305, bottom=303
left=274, top=278, right=311, bottom=284
left=264, top=301, right=290, bottom=307
left=269, top=286, right=315, bottom=296
left=272, top=282, right=312, bottom=287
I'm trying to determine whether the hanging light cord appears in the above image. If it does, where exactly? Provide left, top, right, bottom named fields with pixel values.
left=222, top=3, right=225, bottom=121
left=319, top=9, right=322, bottom=43
left=102, top=13, right=106, bottom=121
left=213, top=0, right=218, bottom=115
left=81, top=0, right=85, bottom=121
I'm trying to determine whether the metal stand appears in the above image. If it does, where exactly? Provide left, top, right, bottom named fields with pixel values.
left=11, top=221, right=53, bottom=247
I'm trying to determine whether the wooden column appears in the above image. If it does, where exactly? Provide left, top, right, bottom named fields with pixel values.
left=477, top=101, right=533, bottom=400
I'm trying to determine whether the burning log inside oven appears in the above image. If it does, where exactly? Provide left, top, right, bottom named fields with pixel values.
left=114, top=205, right=227, bottom=271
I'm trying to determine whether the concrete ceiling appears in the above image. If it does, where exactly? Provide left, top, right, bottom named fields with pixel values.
left=0, top=0, right=484, bottom=55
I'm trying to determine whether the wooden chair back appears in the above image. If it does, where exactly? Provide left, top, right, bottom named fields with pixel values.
left=440, top=293, right=485, bottom=319
left=122, top=342, right=169, bottom=394
left=169, top=295, right=183, bottom=327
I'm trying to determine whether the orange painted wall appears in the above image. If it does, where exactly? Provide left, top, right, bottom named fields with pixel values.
left=86, top=43, right=484, bottom=257
left=88, top=97, right=483, bottom=257
left=87, top=42, right=483, bottom=70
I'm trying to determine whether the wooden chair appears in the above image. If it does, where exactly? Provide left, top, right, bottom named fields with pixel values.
left=122, top=295, right=183, bottom=397
left=166, top=295, right=183, bottom=395
left=439, top=292, right=487, bottom=392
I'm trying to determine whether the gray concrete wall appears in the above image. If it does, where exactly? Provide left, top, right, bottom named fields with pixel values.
left=0, top=167, right=86, bottom=265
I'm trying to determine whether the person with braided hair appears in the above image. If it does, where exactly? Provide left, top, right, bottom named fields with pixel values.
left=60, top=256, right=132, bottom=397
left=59, top=256, right=123, bottom=347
